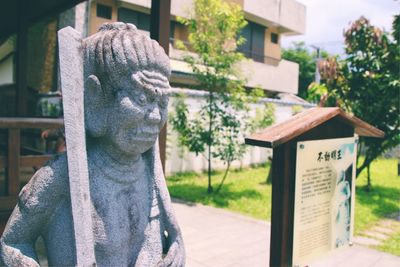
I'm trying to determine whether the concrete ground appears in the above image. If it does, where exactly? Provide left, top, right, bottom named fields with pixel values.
left=172, top=200, right=400, bottom=267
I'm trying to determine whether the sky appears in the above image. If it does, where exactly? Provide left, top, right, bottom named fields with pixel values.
left=282, top=0, right=400, bottom=56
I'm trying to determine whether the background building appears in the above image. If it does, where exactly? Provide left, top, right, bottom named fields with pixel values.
left=87, top=0, right=306, bottom=95
left=0, top=0, right=307, bottom=113
left=0, top=0, right=309, bottom=177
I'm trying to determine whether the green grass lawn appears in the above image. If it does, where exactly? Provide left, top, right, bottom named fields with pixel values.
left=355, top=157, right=400, bottom=256
left=167, top=158, right=400, bottom=255
left=355, top=158, right=400, bottom=234
left=167, top=162, right=273, bottom=221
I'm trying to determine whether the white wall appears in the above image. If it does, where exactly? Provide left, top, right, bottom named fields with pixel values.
left=121, top=0, right=305, bottom=35
left=169, top=47, right=300, bottom=94
left=239, top=58, right=299, bottom=94
left=243, top=0, right=306, bottom=34
left=165, top=88, right=314, bottom=175
left=279, top=0, right=307, bottom=36
left=121, top=0, right=194, bottom=18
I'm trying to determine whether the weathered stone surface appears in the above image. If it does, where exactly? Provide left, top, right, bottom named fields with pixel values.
left=0, top=22, right=185, bottom=267
left=59, top=26, right=96, bottom=266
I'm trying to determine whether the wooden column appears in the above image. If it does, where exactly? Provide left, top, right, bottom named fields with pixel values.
left=16, top=0, right=28, bottom=116
left=7, top=129, right=20, bottom=196
left=270, top=142, right=296, bottom=267
left=150, top=0, right=171, bottom=172
left=150, top=0, right=171, bottom=53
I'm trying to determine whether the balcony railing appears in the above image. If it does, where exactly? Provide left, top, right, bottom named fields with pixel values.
left=169, top=37, right=280, bottom=64
left=238, top=48, right=280, bottom=64
left=0, top=117, right=63, bottom=232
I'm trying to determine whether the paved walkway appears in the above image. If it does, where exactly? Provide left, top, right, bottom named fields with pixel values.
left=172, top=200, right=400, bottom=267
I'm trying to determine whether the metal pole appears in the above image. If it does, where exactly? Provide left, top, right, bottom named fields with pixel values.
left=311, top=45, right=321, bottom=84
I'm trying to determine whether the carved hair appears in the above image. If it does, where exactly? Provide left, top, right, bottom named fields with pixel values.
left=83, top=22, right=171, bottom=89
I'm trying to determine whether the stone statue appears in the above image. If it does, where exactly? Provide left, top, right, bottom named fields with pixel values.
left=0, top=23, right=185, bottom=267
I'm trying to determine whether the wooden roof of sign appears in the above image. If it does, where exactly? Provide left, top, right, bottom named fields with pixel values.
left=245, top=107, right=384, bottom=148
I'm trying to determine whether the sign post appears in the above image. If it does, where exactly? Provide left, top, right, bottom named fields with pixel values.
left=245, top=107, right=384, bottom=267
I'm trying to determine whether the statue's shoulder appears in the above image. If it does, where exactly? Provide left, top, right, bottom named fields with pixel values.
left=18, top=153, right=69, bottom=213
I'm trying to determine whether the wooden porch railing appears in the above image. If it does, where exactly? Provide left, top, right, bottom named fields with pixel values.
left=0, top=117, right=63, bottom=232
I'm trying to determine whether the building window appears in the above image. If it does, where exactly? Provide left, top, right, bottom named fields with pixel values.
left=238, top=21, right=266, bottom=63
left=118, top=8, right=150, bottom=31
left=97, top=4, right=112, bottom=20
left=271, top=32, right=279, bottom=44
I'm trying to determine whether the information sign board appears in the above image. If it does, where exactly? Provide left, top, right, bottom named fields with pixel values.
left=292, top=137, right=357, bottom=267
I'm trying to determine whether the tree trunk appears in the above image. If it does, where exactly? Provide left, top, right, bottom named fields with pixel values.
left=216, top=162, right=231, bottom=193
left=207, top=145, right=213, bottom=193
left=398, top=159, right=400, bottom=176
left=207, top=91, right=213, bottom=194
left=356, top=141, right=362, bottom=176
left=266, top=160, right=273, bottom=184
left=366, top=164, right=372, bottom=192
left=357, top=154, right=370, bottom=178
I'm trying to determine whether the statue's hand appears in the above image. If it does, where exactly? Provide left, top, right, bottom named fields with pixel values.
left=158, top=230, right=185, bottom=267
left=0, top=242, right=40, bottom=267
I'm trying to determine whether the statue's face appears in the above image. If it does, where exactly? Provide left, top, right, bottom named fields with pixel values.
left=106, top=71, right=169, bottom=155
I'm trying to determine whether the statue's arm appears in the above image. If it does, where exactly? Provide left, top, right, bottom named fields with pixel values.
left=0, top=203, right=43, bottom=266
left=156, top=180, right=185, bottom=267
left=151, top=152, right=185, bottom=267
left=0, top=155, right=68, bottom=266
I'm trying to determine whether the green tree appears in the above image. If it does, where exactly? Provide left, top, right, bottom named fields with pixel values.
left=250, top=102, right=276, bottom=132
left=282, top=42, right=328, bottom=99
left=170, top=0, right=267, bottom=193
left=318, top=16, right=400, bottom=190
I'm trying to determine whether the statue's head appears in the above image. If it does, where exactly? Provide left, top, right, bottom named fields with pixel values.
left=83, top=22, right=170, bottom=156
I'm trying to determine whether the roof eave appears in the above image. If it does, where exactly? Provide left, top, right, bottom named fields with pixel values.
left=245, top=107, right=384, bottom=149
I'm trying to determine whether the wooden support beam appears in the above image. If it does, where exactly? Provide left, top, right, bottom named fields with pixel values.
left=150, top=0, right=171, bottom=172
left=21, top=155, right=53, bottom=168
left=0, top=155, right=54, bottom=169
left=150, top=0, right=171, bottom=54
left=7, top=129, right=20, bottom=195
left=270, top=142, right=296, bottom=267
left=0, top=117, right=64, bottom=129
left=16, top=0, right=28, bottom=116
left=0, top=196, right=18, bottom=211
left=0, top=118, right=63, bottom=196
left=0, top=197, right=18, bottom=236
